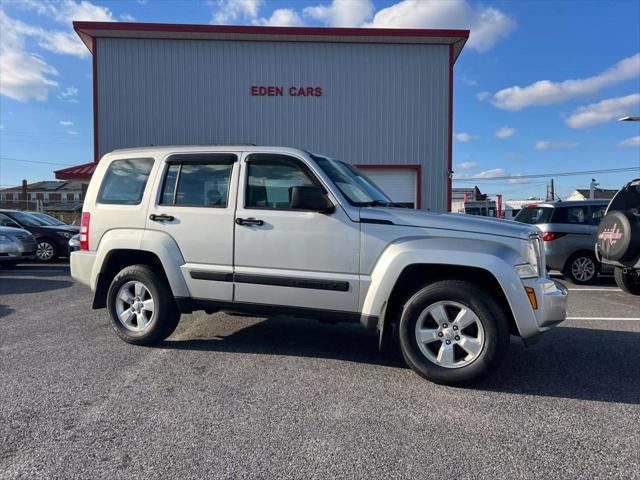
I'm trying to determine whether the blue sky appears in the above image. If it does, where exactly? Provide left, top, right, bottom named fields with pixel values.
left=0, top=0, right=639, bottom=200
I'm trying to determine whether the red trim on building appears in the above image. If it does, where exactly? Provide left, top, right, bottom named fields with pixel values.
left=74, top=21, right=469, bottom=40
left=92, top=37, right=99, bottom=163
left=355, top=164, right=422, bottom=209
left=447, top=44, right=454, bottom=212
left=54, top=162, right=98, bottom=181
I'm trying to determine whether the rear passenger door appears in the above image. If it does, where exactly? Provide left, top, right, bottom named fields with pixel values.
left=146, top=153, right=238, bottom=301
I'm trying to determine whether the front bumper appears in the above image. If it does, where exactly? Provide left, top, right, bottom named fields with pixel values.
left=521, top=276, right=568, bottom=333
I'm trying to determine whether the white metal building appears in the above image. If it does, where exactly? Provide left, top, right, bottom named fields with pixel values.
left=58, top=22, right=468, bottom=211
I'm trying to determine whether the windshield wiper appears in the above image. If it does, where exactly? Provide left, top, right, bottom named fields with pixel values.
left=366, top=200, right=409, bottom=208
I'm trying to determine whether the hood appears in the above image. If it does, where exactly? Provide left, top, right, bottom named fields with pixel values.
left=360, top=208, right=537, bottom=240
left=41, top=225, right=80, bottom=233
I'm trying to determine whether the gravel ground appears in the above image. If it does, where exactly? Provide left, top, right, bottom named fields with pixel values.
left=1, top=264, right=639, bottom=479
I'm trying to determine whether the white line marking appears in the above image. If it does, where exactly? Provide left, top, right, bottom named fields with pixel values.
left=566, top=288, right=621, bottom=292
left=566, top=317, right=640, bottom=321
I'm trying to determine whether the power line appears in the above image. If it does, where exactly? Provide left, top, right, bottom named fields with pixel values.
left=0, top=157, right=75, bottom=166
left=454, top=166, right=639, bottom=182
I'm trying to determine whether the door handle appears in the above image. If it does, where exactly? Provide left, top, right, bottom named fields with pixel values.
left=149, top=213, right=175, bottom=222
left=235, top=217, right=264, bottom=226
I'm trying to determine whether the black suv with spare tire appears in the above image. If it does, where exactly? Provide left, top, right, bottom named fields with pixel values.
left=596, top=178, right=640, bottom=295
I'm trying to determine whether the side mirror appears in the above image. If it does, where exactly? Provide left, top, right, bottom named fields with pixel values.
left=290, top=186, right=334, bottom=213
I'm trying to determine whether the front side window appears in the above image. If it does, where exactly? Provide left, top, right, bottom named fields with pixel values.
left=97, top=158, right=154, bottom=205
left=160, top=157, right=234, bottom=208
left=311, top=155, right=391, bottom=206
left=246, top=157, right=317, bottom=209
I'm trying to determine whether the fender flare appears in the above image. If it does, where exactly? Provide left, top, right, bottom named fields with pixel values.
left=91, top=228, right=190, bottom=298
left=361, top=236, right=537, bottom=338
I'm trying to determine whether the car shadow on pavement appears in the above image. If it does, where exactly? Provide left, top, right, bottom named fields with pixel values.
left=165, top=317, right=639, bottom=405
left=0, top=276, right=73, bottom=295
left=0, top=304, right=15, bottom=319
left=164, top=315, right=406, bottom=368
left=0, top=264, right=70, bottom=277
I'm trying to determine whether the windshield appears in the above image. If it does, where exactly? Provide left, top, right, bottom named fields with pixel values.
left=311, top=155, right=392, bottom=206
left=33, top=213, right=66, bottom=225
left=8, top=211, right=51, bottom=227
left=514, top=206, right=553, bottom=224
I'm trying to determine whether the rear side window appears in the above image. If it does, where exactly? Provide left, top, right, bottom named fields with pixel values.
left=514, top=207, right=553, bottom=224
left=97, top=158, right=154, bottom=205
left=589, top=205, right=607, bottom=225
left=160, top=154, right=235, bottom=207
left=552, top=206, right=589, bottom=224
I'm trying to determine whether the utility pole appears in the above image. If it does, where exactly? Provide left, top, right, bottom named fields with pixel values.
left=546, top=179, right=555, bottom=201
left=589, top=178, right=599, bottom=199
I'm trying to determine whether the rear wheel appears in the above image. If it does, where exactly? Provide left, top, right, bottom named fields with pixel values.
left=565, top=252, right=599, bottom=285
left=107, top=265, right=180, bottom=345
left=614, top=267, right=640, bottom=295
left=398, top=280, right=510, bottom=386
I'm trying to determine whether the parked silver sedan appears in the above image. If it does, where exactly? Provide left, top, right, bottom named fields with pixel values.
left=514, top=200, right=611, bottom=284
left=0, top=226, right=37, bottom=268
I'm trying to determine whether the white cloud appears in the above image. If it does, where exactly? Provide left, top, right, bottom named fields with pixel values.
left=492, top=53, right=640, bottom=111
left=495, top=126, right=516, bottom=138
left=120, top=13, right=136, bottom=22
left=60, top=120, right=74, bottom=126
left=459, top=75, right=477, bottom=86
left=454, top=132, right=478, bottom=142
left=366, top=0, right=515, bottom=52
left=476, top=91, right=491, bottom=101
left=255, top=9, right=304, bottom=27
left=535, top=140, right=579, bottom=150
left=212, top=0, right=263, bottom=24
left=59, top=86, right=79, bottom=99
left=618, top=136, right=640, bottom=147
left=304, top=0, right=374, bottom=27
left=66, top=130, right=78, bottom=135
left=8, top=1, right=116, bottom=59
left=566, top=94, right=640, bottom=129
left=19, top=0, right=114, bottom=23
left=457, top=161, right=477, bottom=170
left=0, top=11, right=59, bottom=101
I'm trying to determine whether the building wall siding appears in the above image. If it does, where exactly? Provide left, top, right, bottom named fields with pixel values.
left=97, top=38, right=450, bottom=210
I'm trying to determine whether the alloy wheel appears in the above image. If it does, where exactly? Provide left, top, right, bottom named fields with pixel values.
left=414, top=301, right=485, bottom=369
left=571, top=256, right=596, bottom=283
left=115, top=281, right=155, bottom=332
left=36, top=241, right=55, bottom=261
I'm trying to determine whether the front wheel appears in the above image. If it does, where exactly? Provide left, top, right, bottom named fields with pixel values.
left=107, top=265, right=180, bottom=345
left=614, top=267, right=640, bottom=295
left=398, top=280, right=510, bottom=386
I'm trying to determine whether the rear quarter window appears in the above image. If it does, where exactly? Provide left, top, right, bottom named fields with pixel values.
left=514, top=207, right=553, bottom=224
left=97, top=158, right=154, bottom=205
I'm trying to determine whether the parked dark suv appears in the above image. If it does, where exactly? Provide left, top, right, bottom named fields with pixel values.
left=514, top=200, right=610, bottom=284
left=0, top=210, right=79, bottom=262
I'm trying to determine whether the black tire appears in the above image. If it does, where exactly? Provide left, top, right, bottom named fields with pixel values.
left=35, top=239, right=58, bottom=262
left=564, top=251, right=600, bottom=285
left=106, top=265, right=180, bottom=345
left=398, top=280, right=510, bottom=386
left=614, top=267, right=640, bottom=296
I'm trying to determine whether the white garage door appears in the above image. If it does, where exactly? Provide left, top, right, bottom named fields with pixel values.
left=358, top=167, right=418, bottom=208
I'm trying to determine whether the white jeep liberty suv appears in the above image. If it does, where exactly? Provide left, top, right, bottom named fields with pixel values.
left=71, top=146, right=567, bottom=386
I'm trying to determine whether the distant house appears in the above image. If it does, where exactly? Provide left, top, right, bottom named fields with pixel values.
left=0, top=180, right=83, bottom=203
left=566, top=188, right=618, bottom=201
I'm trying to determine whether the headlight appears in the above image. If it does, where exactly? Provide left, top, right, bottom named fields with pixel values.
left=515, top=234, right=544, bottom=279
left=56, top=231, right=73, bottom=239
left=0, top=234, right=10, bottom=242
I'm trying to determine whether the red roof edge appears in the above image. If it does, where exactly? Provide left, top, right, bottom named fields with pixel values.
left=73, top=21, right=470, bottom=55
left=54, top=162, right=97, bottom=181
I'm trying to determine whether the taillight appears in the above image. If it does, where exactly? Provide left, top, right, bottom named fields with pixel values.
left=542, top=232, right=566, bottom=241
left=80, top=212, right=90, bottom=250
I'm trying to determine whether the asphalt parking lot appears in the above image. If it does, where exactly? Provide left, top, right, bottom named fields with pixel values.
left=1, top=264, right=639, bottom=479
